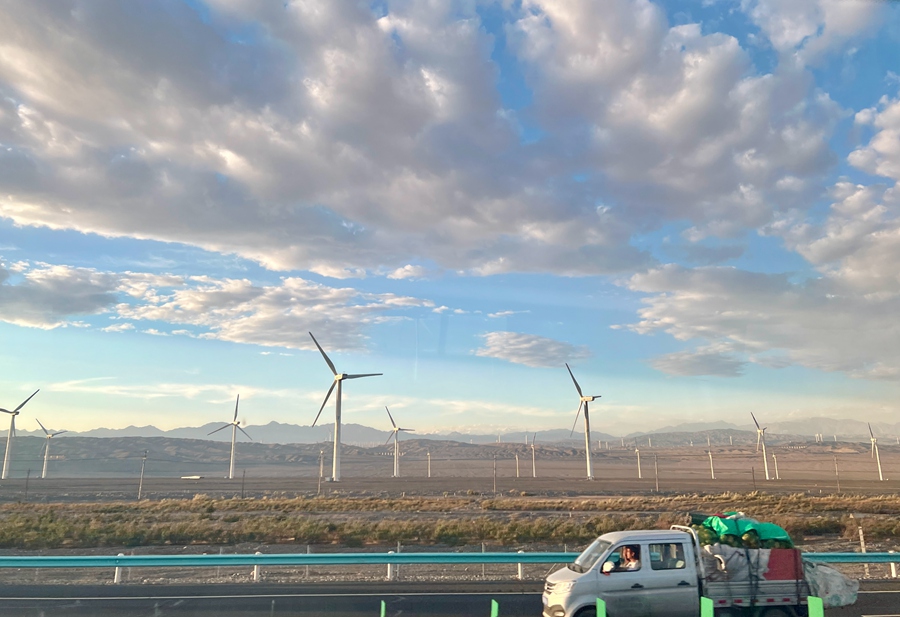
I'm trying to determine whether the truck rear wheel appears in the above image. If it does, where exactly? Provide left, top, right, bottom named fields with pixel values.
left=573, top=608, right=596, bottom=617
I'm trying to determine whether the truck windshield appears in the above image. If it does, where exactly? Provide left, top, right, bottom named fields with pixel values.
left=569, top=539, right=612, bottom=573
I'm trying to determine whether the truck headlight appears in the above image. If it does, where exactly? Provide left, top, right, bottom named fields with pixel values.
left=553, top=581, right=576, bottom=592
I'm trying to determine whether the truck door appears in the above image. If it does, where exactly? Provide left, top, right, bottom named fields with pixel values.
left=595, top=544, right=653, bottom=617
left=643, top=542, right=700, bottom=617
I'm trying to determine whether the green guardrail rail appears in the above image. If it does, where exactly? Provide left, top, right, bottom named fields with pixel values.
left=0, top=551, right=893, bottom=568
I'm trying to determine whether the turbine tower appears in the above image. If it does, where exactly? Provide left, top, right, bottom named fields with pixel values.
left=1, top=389, right=39, bottom=480
left=751, top=412, right=770, bottom=481
left=384, top=406, right=414, bottom=478
left=208, top=394, right=251, bottom=480
left=36, top=418, right=67, bottom=479
left=309, top=332, right=382, bottom=482
left=565, top=363, right=601, bottom=480
left=869, top=422, right=884, bottom=482
left=530, top=433, right=537, bottom=478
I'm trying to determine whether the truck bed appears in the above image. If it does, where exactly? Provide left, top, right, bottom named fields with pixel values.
left=701, top=547, right=810, bottom=609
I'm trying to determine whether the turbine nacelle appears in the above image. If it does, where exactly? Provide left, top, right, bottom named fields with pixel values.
left=581, top=395, right=600, bottom=403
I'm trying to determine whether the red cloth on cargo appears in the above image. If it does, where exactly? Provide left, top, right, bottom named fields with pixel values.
left=765, top=549, right=803, bottom=580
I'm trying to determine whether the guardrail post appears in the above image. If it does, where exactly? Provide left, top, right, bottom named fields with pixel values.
left=857, top=525, right=870, bottom=578
left=517, top=550, right=524, bottom=580
left=595, top=598, right=606, bottom=617
left=113, top=553, right=124, bottom=584
left=891, top=550, right=897, bottom=578
left=700, top=597, right=713, bottom=617
left=253, top=551, right=261, bottom=582
left=490, top=599, right=499, bottom=617
left=386, top=551, right=395, bottom=581
left=807, top=596, right=824, bottom=617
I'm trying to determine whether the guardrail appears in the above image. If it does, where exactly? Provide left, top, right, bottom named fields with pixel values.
left=0, top=552, right=571, bottom=568
left=0, top=551, right=895, bottom=568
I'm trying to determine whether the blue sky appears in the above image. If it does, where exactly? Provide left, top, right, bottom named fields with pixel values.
left=1, top=0, right=900, bottom=436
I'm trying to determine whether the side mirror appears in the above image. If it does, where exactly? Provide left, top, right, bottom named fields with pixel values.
left=602, top=561, right=615, bottom=573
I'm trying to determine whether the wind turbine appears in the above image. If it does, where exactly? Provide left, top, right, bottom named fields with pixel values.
left=1, top=389, right=39, bottom=480
left=309, top=332, right=382, bottom=482
left=565, top=363, right=601, bottom=480
left=751, top=412, right=770, bottom=481
left=384, top=406, right=414, bottom=478
left=36, top=419, right=66, bottom=479
left=208, top=394, right=251, bottom=480
left=530, top=433, right=537, bottom=478
left=869, top=422, right=884, bottom=481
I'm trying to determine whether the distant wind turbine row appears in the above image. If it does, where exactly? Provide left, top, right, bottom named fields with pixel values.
left=2, top=338, right=889, bottom=484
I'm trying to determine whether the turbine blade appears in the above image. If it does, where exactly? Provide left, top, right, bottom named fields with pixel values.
left=756, top=431, right=761, bottom=453
left=868, top=422, right=875, bottom=439
left=565, top=363, right=584, bottom=397
left=52, top=430, right=68, bottom=437
left=344, top=373, right=383, bottom=379
left=208, top=424, right=231, bottom=436
left=312, top=381, right=336, bottom=427
left=570, top=402, right=583, bottom=437
left=309, top=332, right=338, bottom=375
left=237, top=426, right=252, bottom=441
left=385, top=406, right=397, bottom=428
left=384, top=431, right=395, bottom=446
left=36, top=418, right=49, bottom=435
left=233, top=394, right=240, bottom=422
left=750, top=412, right=760, bottom=430
left=399, top=428, right=415, bottom=432
left=531, top=433, right=536, bottom=446
left=14, top=389, right=40, bottom=413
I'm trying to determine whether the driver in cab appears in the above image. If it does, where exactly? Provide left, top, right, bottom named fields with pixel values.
left=602, top=545, right=640, bottom=575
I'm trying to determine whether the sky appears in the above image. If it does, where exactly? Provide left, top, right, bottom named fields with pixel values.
left=1, top=0, right=900, bottom=437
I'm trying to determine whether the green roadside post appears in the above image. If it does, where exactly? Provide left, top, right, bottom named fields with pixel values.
left=490, top=599, right=499, bottom=616
left=700, top=597, right=714, bottom=617
left=808, top=596, right=824, bottom=617
left=596, top=597, right=606, bottom=617
left=380, top=599, right=386, bottom=617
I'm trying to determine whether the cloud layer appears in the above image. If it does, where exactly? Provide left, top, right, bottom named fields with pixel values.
left=0, top=0, right=859, bottom=277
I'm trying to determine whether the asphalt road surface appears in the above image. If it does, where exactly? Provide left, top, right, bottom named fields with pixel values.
left=0, top=582, right=897, bottom=616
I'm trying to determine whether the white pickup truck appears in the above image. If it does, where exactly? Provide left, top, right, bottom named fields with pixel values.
left=542, top=525, right=819, bottom=617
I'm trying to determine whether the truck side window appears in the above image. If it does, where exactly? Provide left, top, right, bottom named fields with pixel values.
left=649, top=543, right=686, bottom=570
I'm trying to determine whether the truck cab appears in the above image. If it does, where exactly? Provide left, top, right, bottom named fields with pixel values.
left=543, top=529, right=700, bottom=617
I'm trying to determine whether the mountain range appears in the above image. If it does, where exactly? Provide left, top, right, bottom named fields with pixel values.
left=5, top=417, right=893, bottom=445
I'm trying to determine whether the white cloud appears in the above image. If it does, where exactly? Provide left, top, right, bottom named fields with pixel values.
left=849, top=94, right=900, bottom=183
left=488, top=310, right=530, bottom=318
left=510, top=0, right=838, bottom=239
left=113, top=273, right=435, bottom=351
left=386, top=265, right=428, bottom=280
left=475, top=331, right=591, bottom=368
left=742, top=0, right=883, bottom=62
left=0, top=262, right=118, bottom=328
left=101, top=322, right=135, bottom=333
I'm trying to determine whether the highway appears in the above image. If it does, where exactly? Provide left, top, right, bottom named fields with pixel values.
left=0, top=582, right=897, bottom=616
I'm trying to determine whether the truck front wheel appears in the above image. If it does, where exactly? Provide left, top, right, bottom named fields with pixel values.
left=572, top=608, right=596, bottom=617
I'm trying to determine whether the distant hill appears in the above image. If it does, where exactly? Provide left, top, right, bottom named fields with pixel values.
left=7, top=417, right=893, bottom=446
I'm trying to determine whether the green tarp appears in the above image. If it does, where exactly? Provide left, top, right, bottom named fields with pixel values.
left=701, top=515, right=793, bottom=547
